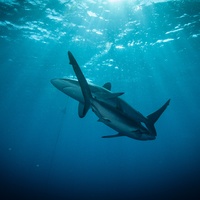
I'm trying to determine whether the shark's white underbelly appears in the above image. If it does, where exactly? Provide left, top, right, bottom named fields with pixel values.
left=91, top=99, right=156, bottom=140
left=92, top=100, right=138, bottom=133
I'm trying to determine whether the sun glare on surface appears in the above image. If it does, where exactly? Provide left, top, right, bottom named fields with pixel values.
left=107, top=0, right=132, bottom=6
left=108, top=0, right=123, bottom=3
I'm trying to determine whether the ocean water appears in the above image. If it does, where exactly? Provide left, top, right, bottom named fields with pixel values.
left=0, top=0, right=200, bottom=199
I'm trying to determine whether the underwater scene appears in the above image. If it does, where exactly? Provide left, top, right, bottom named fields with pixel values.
left=0, top=0, right=200, bottom=199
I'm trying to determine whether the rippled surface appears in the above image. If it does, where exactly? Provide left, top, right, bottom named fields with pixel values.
left=1, top=1, right=200, bottom=78
left=0, top=1, right=200, bottom=200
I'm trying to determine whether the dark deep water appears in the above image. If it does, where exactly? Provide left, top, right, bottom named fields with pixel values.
left=0, top=0, right=200, bottom=199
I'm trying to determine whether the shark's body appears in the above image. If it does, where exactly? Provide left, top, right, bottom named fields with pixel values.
left=51, top=51, right=170, bottom=140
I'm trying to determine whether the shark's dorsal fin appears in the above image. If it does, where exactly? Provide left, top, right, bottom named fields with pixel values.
left=103, top=82, right=111, bottom=91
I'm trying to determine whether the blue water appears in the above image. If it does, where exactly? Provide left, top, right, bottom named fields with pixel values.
left=0, top=0, right=200, bottom=199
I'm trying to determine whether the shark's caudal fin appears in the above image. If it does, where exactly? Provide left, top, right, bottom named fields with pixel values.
left=146, top=99, right=171, bottom=135
left=68, top=51, right=92, bottom=118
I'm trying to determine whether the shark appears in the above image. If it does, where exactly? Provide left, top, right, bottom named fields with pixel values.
left=51, top=51, right=170, bottom=140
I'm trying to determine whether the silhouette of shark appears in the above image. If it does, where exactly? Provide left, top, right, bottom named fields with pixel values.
left=51, top=51, right=170, bottom=140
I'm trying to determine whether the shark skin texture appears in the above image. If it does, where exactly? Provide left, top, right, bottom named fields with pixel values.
left=51, top=51, right=170, bottom=141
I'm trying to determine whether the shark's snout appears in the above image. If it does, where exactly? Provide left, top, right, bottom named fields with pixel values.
left=51, top=78, right=68, bottom=90
left=51, top=78, right=75, bottom=92
left=50, top=78, right=59, bottom=87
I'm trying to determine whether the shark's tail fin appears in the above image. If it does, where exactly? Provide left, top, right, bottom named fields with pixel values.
left=68, top=51, right=91, bottom=118
left=145, top=99, right=170, bottom=135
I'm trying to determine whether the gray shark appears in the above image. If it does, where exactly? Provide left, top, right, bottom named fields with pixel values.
left=51, top=51, right=170, bottom=140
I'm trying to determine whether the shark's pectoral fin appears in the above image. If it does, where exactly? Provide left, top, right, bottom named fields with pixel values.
left=78, top=102, right=90, bottom=118
left=68, top=51, right=91, bottom=118
left=102, top=133, right=124, bottom=138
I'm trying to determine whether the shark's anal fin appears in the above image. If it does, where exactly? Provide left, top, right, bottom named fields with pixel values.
left=102, top=133, right=124, bottom=138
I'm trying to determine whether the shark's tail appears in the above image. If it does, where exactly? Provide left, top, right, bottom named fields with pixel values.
left=145, top=99, right=170, bottom=136
left=68, top=51, right=92, bottom=118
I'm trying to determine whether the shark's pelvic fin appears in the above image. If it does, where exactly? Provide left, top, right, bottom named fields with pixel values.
left=103, top=82, right=111, bottom=91
left=102, top=133, right=124, bottom=138
left=68, top=51, right=91, bottom=118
